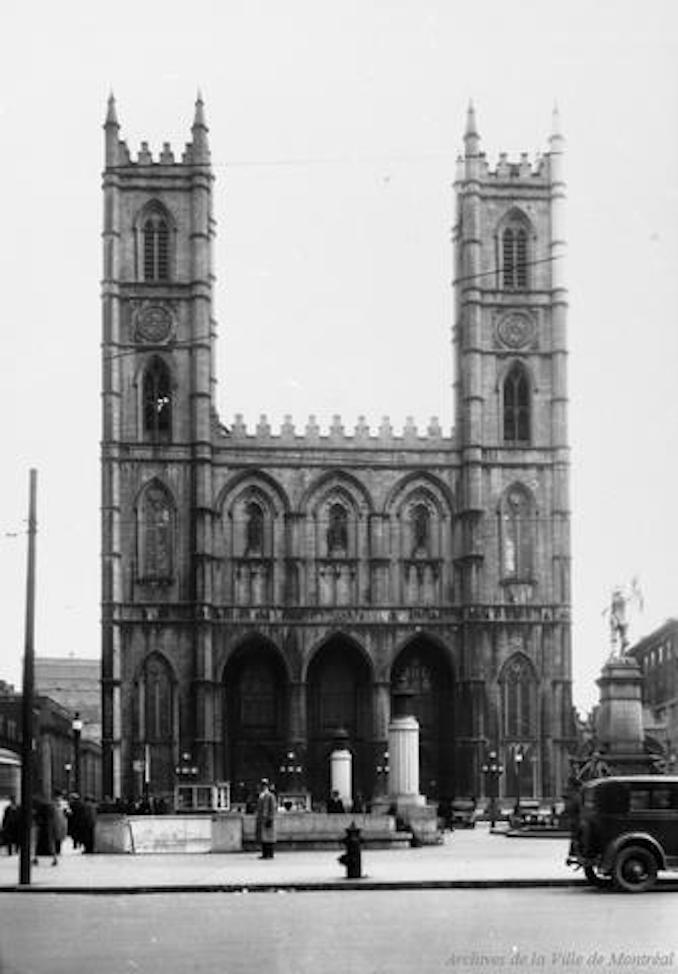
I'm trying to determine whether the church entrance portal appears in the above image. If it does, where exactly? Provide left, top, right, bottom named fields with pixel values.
left=307, top=635, right=372, bottom=805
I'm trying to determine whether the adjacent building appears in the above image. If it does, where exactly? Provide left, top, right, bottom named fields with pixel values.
left=101, top=97, right=574, bottom=805
left=627, top=619, right=678, bottom=762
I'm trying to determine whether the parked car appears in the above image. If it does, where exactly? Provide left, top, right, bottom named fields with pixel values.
left=450, top=798, right=477, bottom=829
left=509, top=799, right=542, bottom=829
left=567, top=775, right=678, bottom=892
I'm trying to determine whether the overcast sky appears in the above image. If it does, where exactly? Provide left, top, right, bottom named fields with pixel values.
left=1, top=0, right=677, bottom=713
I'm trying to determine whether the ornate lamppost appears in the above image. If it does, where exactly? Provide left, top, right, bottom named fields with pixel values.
left=375, top=748, right=389, bottom=796
left=72, top=712, right=83, bottom=796
left=481, top=749, right=504, bottom=828
left=514, top=745, right=524, bottom=815
left=279, top=749, right=303, bottom=795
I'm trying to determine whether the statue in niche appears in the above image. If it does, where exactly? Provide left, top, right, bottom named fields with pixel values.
left=327, top=503, right=348, bottom=556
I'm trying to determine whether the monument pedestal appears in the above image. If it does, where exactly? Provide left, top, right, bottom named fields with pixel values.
left=594, top=655, right=662, bottom=775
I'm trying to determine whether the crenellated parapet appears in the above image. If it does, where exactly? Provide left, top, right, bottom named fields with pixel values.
left=220, top=413, right=455, bottom=448
left=103, top=92, right=210, bottom=169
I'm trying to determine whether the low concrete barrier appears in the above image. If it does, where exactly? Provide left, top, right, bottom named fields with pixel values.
left=242, top=812, right=410, bottom=849
left=94, top=811, right=412, bottom=853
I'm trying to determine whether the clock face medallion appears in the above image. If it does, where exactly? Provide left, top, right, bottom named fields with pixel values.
left=136, top=305, right=172, bottom=344
left=497, top=312, right=535, bottom=349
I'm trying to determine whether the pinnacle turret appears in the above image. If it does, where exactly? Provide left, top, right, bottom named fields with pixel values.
left=463, top=100, right=481, bottom=157
left=105, top=92, right=119, bottom=128
left=190, top=91, right=210, bottom=165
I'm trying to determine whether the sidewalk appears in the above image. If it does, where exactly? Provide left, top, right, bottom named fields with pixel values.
left=0, top=825, right=583, bottom=893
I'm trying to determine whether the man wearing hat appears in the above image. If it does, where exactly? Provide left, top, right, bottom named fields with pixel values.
left=255, top=778, right=277, bottom=859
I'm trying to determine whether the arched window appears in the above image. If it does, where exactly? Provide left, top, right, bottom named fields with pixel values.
left=501, top=486, right=533, bottom=580
left=139, top=482, right=174, bottom=581
left=503, top=363, right=530, bottom=444
left=245, top=501, right=264, bottom=554
left=143, top=358, right=172, bottom=442
left=142, top=654, right=174, bottom=741
left=327, top=503, right=348, bottom=556
left=501, top=656, right=536, bottom=738
left=502, top=226, right=528, bottom=289
left=411, top=503, right=430, bottom=556
left=143, top=212, right=170, bottom=281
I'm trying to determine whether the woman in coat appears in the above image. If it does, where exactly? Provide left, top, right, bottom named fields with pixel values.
left=255, top=779, right=277, bottom=859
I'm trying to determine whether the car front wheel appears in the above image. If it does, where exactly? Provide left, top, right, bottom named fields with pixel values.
left=612, top=845, right=658, bottom=893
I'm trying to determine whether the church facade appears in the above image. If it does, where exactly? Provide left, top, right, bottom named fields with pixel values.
left=101, top=97, right=574, bottom=805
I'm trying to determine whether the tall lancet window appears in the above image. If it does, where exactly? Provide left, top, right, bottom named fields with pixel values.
left=501, top=655, right=536, bottom=738
left=501, top=486, right=533, bottom=580
left=245, top=501, right=264, bottom=555
left=143, top=212, right=170, bottom=281
left=139, top=482, right=174, bottom=582
left=327, top=503, right=348, bottom=556
left=411, top=503, right=430, bottom=556
left=143, top=358, right=172, bottom=442
left=503, top=363, right=530, bottom=444
left=502, top=226, right=528, bottom=289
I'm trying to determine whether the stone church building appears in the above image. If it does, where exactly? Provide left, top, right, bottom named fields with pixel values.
left=101, top=96, right=574, bottom=805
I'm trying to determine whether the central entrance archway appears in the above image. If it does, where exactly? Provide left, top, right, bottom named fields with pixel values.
left=306, top=635, right=372, bottom=804
left=223, top=636, right=287, bottom=804
left=391, top=635, right=454, bottom=800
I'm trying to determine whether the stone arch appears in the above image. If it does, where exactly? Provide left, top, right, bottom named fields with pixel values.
left=497, top=482, right=538, bottom=581
left=299, top=469, right=374, bottom=517
left=305, top=632, right=374, bottom=802
left=133, top=650, right=178, bottom=798
left=217, top=472, right=290, bottom=604
left=134, top=478, right=176, bottom=583
left=390, top=634, right=456, bottom=800
left=135, top=354, right=176, bottom=443
left=495, top=206, right=535, bottom=291
left=222, top=634, right=289, bottom=796
left=497, top=359, right=534, bottom=446
left=498, top=652, right=538, bottom=798
left=133, top=199, right=177, bottom=281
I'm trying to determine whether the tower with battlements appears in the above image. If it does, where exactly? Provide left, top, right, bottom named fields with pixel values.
left=101, top=97, right=574, bottom=804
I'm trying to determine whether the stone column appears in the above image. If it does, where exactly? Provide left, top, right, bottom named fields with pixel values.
left=387, top=685, right=424, bottom=808
left=330, top=747, right=352, bottom=809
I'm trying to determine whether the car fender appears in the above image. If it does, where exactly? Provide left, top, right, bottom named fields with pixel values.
left=601, top=832, right=666, bottom=873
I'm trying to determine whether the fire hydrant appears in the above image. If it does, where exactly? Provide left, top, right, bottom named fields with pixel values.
left=338, top=821, right=362, bottom=878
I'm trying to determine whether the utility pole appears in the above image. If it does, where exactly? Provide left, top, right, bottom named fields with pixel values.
left=19, top=469, right=37, bottom=886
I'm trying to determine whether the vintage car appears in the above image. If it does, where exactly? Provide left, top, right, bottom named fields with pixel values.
left=567, top=775, right=678, bottom=892
left=450, top=798, right=477, bottom=829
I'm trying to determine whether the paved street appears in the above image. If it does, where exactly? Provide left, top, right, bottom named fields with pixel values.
left=1, top=887, right=677, bottom=974
left=0, top=828, right=676, bottom=973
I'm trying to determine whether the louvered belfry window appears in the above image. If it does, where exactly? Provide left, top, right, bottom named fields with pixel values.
left=503, top=364, right=530, bottom=444
left=143, top=214, right=169, bottom=281
left=502, top=226, right=528, bottom=289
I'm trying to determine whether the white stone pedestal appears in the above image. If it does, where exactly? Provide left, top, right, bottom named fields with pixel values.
left=330, top=747, right=352, bottom=808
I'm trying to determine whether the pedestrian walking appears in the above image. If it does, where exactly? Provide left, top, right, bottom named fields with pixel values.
left=1, top=796, right=20, bottom=855
left=32, top=797, right=59, bottom=867
left=255, top=778, right=277, bottom=859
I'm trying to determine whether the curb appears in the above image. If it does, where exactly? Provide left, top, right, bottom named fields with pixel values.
left=0, top=878, right=586, bottom=895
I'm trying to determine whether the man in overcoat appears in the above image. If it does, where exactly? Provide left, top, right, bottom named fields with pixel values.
left=255, top=779, right=277, bottom=859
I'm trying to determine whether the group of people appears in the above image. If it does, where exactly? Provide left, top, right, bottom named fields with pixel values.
left=1, top=792, right=98, bottom=865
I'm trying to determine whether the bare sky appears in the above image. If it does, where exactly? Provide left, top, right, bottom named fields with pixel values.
left=1, top=0, right=677, bottom=713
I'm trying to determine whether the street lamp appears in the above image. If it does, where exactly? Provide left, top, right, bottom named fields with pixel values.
left=481, top=749, right=504, bottom=828
left=514, top=745, right=524, bottom=815
left=64, top=762, right=72, bottom=794
left=375, top=749, right=389, bottom=796
left=72, top=713, right=83, bottom=796
left=279, top=750, right=303, bottom=792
